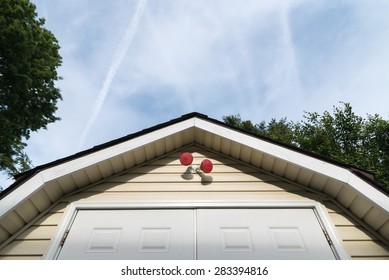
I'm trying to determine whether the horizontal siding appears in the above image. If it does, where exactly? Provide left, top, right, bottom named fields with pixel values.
left=349, top=256, right=389, bottom=260
left=0, top=255, right=43, bottom=260
left=344, top=241, right=389, bottom=257
left=17, top=226, right=57, bottom=240
left=90, top=181, right=303, bottom=192
left=0, top=240, right=49, bottom=256
left=336, top=226, right=374, bottom=241
left=34, top=213, right=64, bottom=226
left=1, top=146, right=388, bottom=260
left=329, top=212, right=357, bottom=226
left=107, top=172, right=278, bottom=183
left=127, top=163, right=262, bottom=174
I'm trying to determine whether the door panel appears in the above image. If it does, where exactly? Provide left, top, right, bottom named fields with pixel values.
left=196, top=209, right=336, bottom=259
left=57, top=210, right=194, bottom=260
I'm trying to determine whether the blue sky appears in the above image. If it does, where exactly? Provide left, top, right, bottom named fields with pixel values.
left=2, top=0, right=389, bottom=188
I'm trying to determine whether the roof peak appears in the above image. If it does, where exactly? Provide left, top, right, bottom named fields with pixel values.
left=180, top=112, right=208, bottom=119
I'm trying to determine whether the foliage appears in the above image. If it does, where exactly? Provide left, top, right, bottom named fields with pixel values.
left=223, top=102, right=389, bottom=189
left=294, top=102, right=363, bottom=162
left=223, top=114, right=294, bottom=144
left=0, top=0, right=62, bottom=179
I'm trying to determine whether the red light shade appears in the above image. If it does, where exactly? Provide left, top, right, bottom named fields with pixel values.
left=200, top=159, right=213, bottom=173
left=179, top=152, right=193, bottom=166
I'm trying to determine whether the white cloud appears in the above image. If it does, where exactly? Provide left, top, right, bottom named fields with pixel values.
left=2, top=0, right=389, bottom=189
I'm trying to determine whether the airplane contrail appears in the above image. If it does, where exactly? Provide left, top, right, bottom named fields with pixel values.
left=78, top=0, right=147, bottom=150
left=279, top=0, right=301, bottom=92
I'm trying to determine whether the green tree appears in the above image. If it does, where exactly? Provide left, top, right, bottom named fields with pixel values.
left=223, top=103, right=389, bottom=189
left=260, top=118, right=294, bottom=144
left=359, top=114, right=389, bottom=187
left=0, top=0, right=62, bottom=179
left=223, top=114, right=259, bottom=134
left=223, top=114, right=294, bottom=144
left=293, top=102, right=364, bottom=163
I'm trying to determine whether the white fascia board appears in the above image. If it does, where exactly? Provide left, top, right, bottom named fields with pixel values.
left=195, top=118, right=389, bottom=212
left=40, top=118, right=195, bottom=182
left=347, top=173, right=389, bottom=213
left=0, top=174, right=44, bottom=217
left=0, top=118, right=196, bottom=218
left=194, top=118, right=349, bottom=181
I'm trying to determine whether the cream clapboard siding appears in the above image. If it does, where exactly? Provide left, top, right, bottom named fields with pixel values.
left=1, top=147, right=389, bottom=259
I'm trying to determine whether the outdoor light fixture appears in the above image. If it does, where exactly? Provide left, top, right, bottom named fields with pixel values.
left=179, top=152, right=193, bottom=166
left=200, top=159, right=213, bottom=173
left=180, top=152, right=213, bottom=174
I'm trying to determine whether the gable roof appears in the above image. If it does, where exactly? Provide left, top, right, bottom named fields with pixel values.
left=1, top=112, right=389, bottom=246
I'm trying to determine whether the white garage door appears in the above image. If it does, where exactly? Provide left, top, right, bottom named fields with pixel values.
left=57, top=208, right=336, bottom=260
left=57, top=210, right=195, bottom=260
